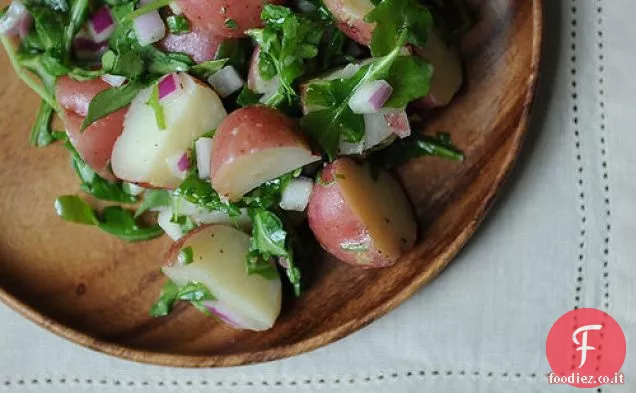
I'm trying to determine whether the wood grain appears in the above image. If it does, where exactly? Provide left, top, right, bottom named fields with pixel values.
left=0, top=0, right=542, bottom=367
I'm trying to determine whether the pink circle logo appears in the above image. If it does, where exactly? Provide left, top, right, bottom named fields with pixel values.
left=546, top=308, right=626, bottom=388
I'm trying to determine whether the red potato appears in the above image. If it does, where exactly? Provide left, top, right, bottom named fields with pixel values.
left=322, top=0, right=375, bottom=46
left=56, top=76, right=126, bottom=179
left=412, top=32, right=463, bottom=108
left=211, top=106, right=320, bottom=201
left=158, top=26, right=225, bottom=64
left=308, top=158, right=416, bottom=267
left=175, top=0, right=285, bottom=38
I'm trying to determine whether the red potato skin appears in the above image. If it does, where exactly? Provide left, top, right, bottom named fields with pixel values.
left=56, top=76, right=126, bottom=180
left=246, top=47, right=261, bottom=91
left=158, top=26, right=225, bottom=64
left=211, top=106, right=313, bottom=185
left=308, top=161, right=392, bottom=268
left=175, top=0, right=286, bottom=38
left=322, top=0, right=374, bottom=46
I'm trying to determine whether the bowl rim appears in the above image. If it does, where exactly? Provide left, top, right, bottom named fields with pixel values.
left=0, top=0, right=544, bottom=368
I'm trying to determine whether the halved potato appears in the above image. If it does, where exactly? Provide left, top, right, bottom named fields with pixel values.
left=308, top=158, right=416, bottom=267
left=322, top=0, right=375, bottom=46
left=211, top=106, right=320, bottom=201
left=163, top=225, right=282, bottom=331
left=111, top=73, right=227, bottom=188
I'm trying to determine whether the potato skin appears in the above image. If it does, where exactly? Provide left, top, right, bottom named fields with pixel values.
left=308, top=158, right=417, bottom=268
left=211, top=106, right=313, bottom=186
left=308, top=162, right=380, bottom=267
left=322, top=0, right=375, bottom=46
left=56, top=76, right=126, bottom=179
left=175, top=0, right=285, bottom=38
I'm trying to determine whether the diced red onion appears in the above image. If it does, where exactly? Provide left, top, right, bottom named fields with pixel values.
left=207, top=66, right=244, bottom=98
left=362, top=112, right=394, bottom=150
left=195, top=137, right=214, bottom=179
left=277, top=256, right=290, bottom=269
left=88, top=7, right=115, bottom=43
left=384, top=109, right=411, bottom=138
left=166, top=151, right=189, bottom=179
left=348, top=80, right=393, bottom=114
left=17, top=12, right=31, bottom=39
left=133, top=10, right=166, bottom=46
left=158, top=73, right=184, bottom=102
left=101, top=74, right=127, bottom=87
left=279, top=177, right=313, bottom=212
left=0, top=0, right=29, bottom=37
left=73, top=36, right=109, bottom=61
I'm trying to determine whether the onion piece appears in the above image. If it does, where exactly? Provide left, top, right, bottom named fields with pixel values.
left=384, top=109, right=411, bottom=138
left=195, top=137, right=214, bottom=179
left=133, top=10, right=166, bottom=46
left=158, top=73, right=184, bottom=102
left=87, top=7, right=115, bottom=43
left=192, top=208, right=251, bottom=230
left=279, top=177, right=313, bottom=212
left=207, top=66, right=244, bottom=98
left=157, top=208, right=185, bottom=241
left=0, top=0, right=28, bottom=37
left=101, top=74, right=127, bottom=87
left=73, top=33, right=108, bottom=61
left=348, top=80, right=393, bottom=114
left=165, top=151, right=189, bottom=179
left=123, top=182, right=145, bottom=196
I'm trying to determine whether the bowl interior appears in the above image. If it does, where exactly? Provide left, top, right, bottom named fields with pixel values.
left=0, top=0, right=541, bottom=367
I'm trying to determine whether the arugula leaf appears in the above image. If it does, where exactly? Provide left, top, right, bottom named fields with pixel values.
left=247, top=208, right=301, bottom=295
left=30, top=101, right=55, bottom=147
left=216, top=38, right=252, bottom=75
left=174, top=173, right=242, bottom=217
left=176, top=282, right=215, bottom=302
left=383, top=55, right=433, bottom=107
left=81, top=79, right=147, bottom=132
left=236, top=86, right=262, bottom=107
left=135, top=189, right=171, bottom=217
left=143, top=47, right=194, bottom=75
left=54, top=195, right=162, bottom=241
left=178, top=246, right=194, bottom=265
left=364, top=0, right=434, bottom=56
left=166, top=15, right=191, bottom=34
left=146, top=84, right=166, bottom=130
left=66, top=142, right=138, bottom=203
left=248, top=5, right=323, bottom=107
left=99, top=206, right=164, bottom=242
left=149, top=280, right=179, bottom=317
left=25, top=4, right=67, bottom=53
left=189, top=59, right=228, bottom=80
left=63, top=0, right=89, bottom=61
left=377, top=131, right=464, bottom=168
left=101, top=49, right=144, bottom=79
left=54, top=195, right=99, bottom=225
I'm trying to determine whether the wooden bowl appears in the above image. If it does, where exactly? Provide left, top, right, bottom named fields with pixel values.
left=0, top=0, right=542, bottom=367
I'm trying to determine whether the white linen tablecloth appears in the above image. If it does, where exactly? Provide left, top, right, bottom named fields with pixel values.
left=1, top=1, right=635, bottom=392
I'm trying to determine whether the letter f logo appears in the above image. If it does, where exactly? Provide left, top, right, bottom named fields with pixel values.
left=572, top=324, right=603, bottom=368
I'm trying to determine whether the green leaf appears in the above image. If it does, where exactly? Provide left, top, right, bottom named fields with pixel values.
left=146, top=84, right=166, bottom=130
left=189, top=58, right=228, bottom=80
left=30, top=101, right=55, bottom=147
left=149, top=280, right=179, bottom=317
left=364, top=0, right=434, bottom=56
left=246, top=250, right=279, bottom=281
left=98, top=206, right=164, bottom=242
left=25, top=4, right=67, bottom=52
left=143, top=47, right=194, bottom=75
left=224, top=18, right=238, bottom=30
left=68, top=144, right=138, bottom=203
left=81, top=79, right=147, bottom=132
left=178, top=246, right=194, bottom=265
left=377, top=131, right=464, bottom=168
left=383, top=55, right=433, bottom=107
left=101, top=49, right=144, bottom=79
left=236, top=86, right=262, bottom=107
left=176, top=282, right=215, bottom=302
left=247, top=5, right=323, bottom=107
left=54, top=195, right=99, bottom=225
left=135, top=189, right=171, bottom=217
left=174, top=173, right=242, bottom=217
left=63, top=0, right=89, bottom=60
left=166, top=15, right=191, bottom=34
left=249, top=209, right=288, bottom=256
